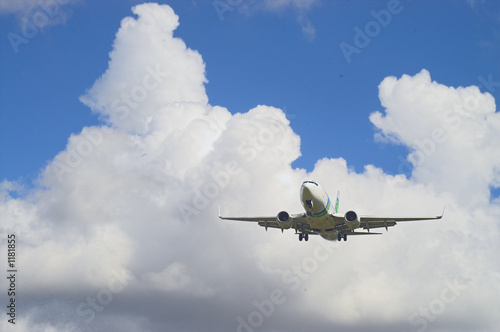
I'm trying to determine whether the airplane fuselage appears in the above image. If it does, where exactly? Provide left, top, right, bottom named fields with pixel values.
left=300, top=181, right=338, bottom=238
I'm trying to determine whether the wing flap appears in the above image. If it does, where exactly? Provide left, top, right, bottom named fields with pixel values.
left=345, top=231, right=382, bottom=235
left=258, top=221, right=281, bottom=229
left=361, top=215, right=442, bottom=222
left=359, top=221, right=396, bottom=231
left=360, top=213, right=442, bottom=231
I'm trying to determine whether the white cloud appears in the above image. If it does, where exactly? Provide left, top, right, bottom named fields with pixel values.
left=370, top=69, right=500, bottom=205
left=1, top=3, right=500, bottom=332
left=79, top=3, right=209, bottom=134
left=237, top=0, right=319, bottom=41
left=262, top=0, right=319, bottom=40
left=0, top=0, right=40, bottom=14
left=0, top=0, right=78, bottom=28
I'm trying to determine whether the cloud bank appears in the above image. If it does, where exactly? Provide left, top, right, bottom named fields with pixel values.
left=1, top=3, right=499, bottom=332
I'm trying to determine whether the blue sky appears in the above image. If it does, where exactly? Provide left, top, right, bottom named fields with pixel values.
left=2, top=0, right=498, bottom=186
left=1, top=1, right=500, bottom=332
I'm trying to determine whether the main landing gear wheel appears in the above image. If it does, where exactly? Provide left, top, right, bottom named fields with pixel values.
left=338, top=233, right=348, bottom=242
left=298, top=233, right=309, bottom=242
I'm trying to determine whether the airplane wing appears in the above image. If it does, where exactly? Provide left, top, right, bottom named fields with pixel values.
left=219, top=207, right=444, bottom=241
left=330, top=211, right=444, bottom=234
left=358, top=214, right=443, bottom=232
left=219, top=212, right=313, bottom=233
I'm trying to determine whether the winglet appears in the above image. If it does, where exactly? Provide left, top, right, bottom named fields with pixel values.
left=218, top=205, right=222, bottom=219
left=438, top=205, right=446, bottom=219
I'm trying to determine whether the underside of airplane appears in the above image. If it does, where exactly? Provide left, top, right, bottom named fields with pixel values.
left=220, top=180, right=443, bottom=242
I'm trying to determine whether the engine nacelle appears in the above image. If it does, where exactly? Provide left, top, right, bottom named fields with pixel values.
left=344, top=210, right=360, bottom=229
left=276, top=211, right=292, bottom=229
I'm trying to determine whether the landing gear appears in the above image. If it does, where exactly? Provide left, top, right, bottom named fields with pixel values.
left=337, top=233, right=348, bottom=242
left=298, top=233, right=309, bottom=242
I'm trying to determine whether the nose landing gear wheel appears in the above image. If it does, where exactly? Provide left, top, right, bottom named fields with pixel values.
left=338, top=233, right=348, bottom=241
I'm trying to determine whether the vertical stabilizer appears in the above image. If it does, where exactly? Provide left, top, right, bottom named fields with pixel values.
left=335, top=191, right=340, bottom=213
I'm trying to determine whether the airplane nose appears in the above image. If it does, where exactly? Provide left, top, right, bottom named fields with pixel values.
left=301, top=184, right=312, bottom=199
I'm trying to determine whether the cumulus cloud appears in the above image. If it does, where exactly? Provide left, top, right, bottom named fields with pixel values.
left=370, top=69, right=500, bottom=205
left=1, top=3, right=499, bottom=332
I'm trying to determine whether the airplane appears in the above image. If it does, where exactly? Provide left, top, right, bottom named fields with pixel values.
left=219, top=180, right=443, bottom=242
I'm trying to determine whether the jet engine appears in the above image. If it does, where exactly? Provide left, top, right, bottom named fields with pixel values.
left=344, top=210, right=360, bottom=229
left=276, top=211, right=292, bottom=229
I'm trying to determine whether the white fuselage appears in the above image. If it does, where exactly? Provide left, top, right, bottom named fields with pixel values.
left=300, top=181, right=337, bottom=235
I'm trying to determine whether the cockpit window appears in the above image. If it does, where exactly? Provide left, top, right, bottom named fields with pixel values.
left=303, top=180, right=318, bottom=186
